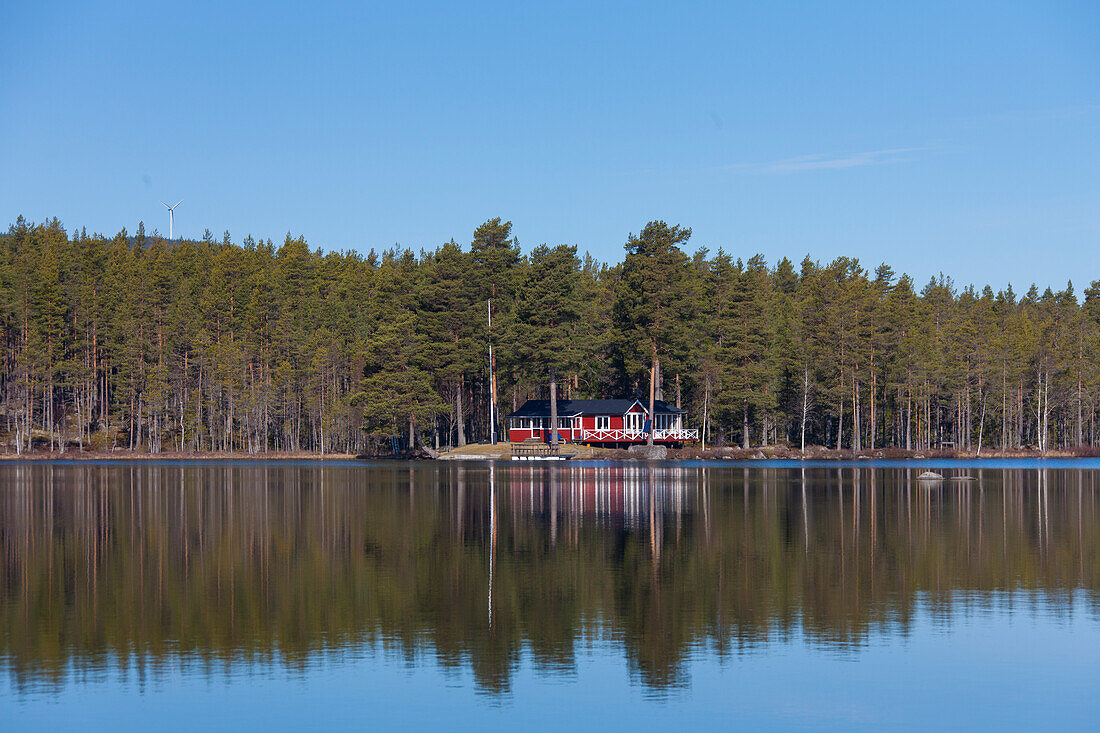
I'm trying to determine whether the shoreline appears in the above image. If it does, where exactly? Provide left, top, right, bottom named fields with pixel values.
left=0, top=450, right=362, bottom=462
left=3, top=445, right=1100, bottom=463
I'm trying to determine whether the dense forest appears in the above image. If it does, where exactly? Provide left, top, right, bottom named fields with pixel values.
left=2, top=214, right=1099, bottom=454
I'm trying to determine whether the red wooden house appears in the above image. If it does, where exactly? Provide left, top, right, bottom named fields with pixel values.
left=506, top=398, right=698, bottom=446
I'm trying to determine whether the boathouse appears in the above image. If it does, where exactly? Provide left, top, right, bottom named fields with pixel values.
left=506, top=398, right=698, bottom=446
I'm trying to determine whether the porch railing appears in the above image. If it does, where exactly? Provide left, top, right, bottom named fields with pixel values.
left=579, top=428, right=699, bottom=442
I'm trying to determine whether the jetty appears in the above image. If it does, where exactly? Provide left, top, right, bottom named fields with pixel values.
left=510, top=439, right=575, bottom=461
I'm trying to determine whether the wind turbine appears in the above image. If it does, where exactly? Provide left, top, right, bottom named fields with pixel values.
left=160, top=199, right=183, bottom=240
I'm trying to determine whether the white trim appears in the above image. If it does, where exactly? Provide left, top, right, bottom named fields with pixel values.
left=580, top=428, right=699, bottom=442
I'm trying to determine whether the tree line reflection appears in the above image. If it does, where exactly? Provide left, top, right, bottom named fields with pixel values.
left=2, top=462, right=1098, bottom=694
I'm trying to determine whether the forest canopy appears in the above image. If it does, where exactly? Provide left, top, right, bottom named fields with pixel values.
left=2, top=214, right=1097, bottom=454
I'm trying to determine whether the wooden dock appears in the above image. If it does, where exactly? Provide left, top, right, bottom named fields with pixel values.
left=511, top=440, right=575, bottom=461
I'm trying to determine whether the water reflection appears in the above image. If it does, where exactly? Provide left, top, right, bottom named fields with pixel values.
left=1, top=462, right=1097, bottom=695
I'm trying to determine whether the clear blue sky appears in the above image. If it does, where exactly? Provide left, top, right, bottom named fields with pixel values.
left=2, top=1, right=1097, bottom=291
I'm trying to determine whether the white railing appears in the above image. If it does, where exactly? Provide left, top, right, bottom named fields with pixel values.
left=580, top=428, right=699, bottom=442
left=653, top=428, right=699, bottom=441
left=580, top=429, right=643, bottom=442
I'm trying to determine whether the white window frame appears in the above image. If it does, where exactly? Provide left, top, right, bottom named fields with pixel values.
left=595, top=415, right=610, bottom=430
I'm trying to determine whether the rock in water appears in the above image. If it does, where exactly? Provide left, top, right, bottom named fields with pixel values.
left=917, top=471, right=944, bottom=480
left=628, top=445, right=668, bottom=460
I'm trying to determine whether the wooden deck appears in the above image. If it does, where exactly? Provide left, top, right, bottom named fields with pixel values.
left=511, top=440, right=575, bottom=461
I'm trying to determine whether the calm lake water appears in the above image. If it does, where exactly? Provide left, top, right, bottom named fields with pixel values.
left=2, top=460, right=1098, bottom=731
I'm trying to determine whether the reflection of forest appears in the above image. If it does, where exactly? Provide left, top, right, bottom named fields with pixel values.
left=2, top=463, right=1098, bottom=693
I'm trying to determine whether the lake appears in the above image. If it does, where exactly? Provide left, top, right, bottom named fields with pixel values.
left=2, top=460, right=1098, bottom=731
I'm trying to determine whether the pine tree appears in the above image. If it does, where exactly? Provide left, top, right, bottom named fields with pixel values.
left=514, top=244, right=582, bottom=445
left=614, top=222, right=693, bottom=446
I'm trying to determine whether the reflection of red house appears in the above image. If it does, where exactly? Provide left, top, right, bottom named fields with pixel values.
left=506, top=465, right=691, bottom=519
left=505, top=398, right=698, bottom=446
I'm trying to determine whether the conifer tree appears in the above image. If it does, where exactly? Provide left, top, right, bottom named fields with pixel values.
left=514, top=244, right=581, bottom=445
left=614, top=222, right=692, bottom=446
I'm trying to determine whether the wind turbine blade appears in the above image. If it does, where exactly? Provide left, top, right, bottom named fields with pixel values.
left=174, top=200, right=183, bottom=208
left=160, top=200, right=170, bottom=209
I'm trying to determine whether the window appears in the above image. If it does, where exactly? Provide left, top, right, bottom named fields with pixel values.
left=595, top=415, right=610, bottom=430
left=625, top=412, right=644, bottom=432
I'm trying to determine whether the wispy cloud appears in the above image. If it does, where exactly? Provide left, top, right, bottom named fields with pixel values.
left=729, top=147, right=928, bottom=174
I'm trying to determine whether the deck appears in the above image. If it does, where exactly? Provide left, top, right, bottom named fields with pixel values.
left=511, top=441, right=575, bottom=461
left=578, top=428, right=699, bottom=443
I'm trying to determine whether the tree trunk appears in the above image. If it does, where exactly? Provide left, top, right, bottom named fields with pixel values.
left=48, top=376, right=55, bottom=451
left=647, top=347, right=656, bottom=447
left=1016, top=383, right=1023, bottom=449
left=550, top=365, right=559, bottom=447
left=800, top=367, right=809, bottom=454
left=964, top=359, right=971, bottom=451
left=1036, top=367, right=1044, bottom=452
left=456, top=378, right=466, bottom=447
left=1001, top=363, right=1007, bottom=451
left=1042, top=369, right=1050, bottom=453
left=742, top=403, right=750, bottom=450
left=977, top=386, right=986, bottom=457
left=905, top=382, right=912, bottom=451
left=702, top=374, right=710, bottom=451
left=852, top=375, right=861, bottom=452
left=1077, top=365, right=1083, bottom=447
left=1091, top=396, right=1096, bottom=446
left=869, top=351, right=876, bottom=450
left=836, top=398, right=843, bottom=451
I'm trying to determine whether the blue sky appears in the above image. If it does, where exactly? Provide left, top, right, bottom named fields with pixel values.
left=2, top=1, right=1097, bottom=291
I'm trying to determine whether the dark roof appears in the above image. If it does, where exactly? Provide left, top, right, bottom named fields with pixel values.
left=506, top=398, right=685, bottom=418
